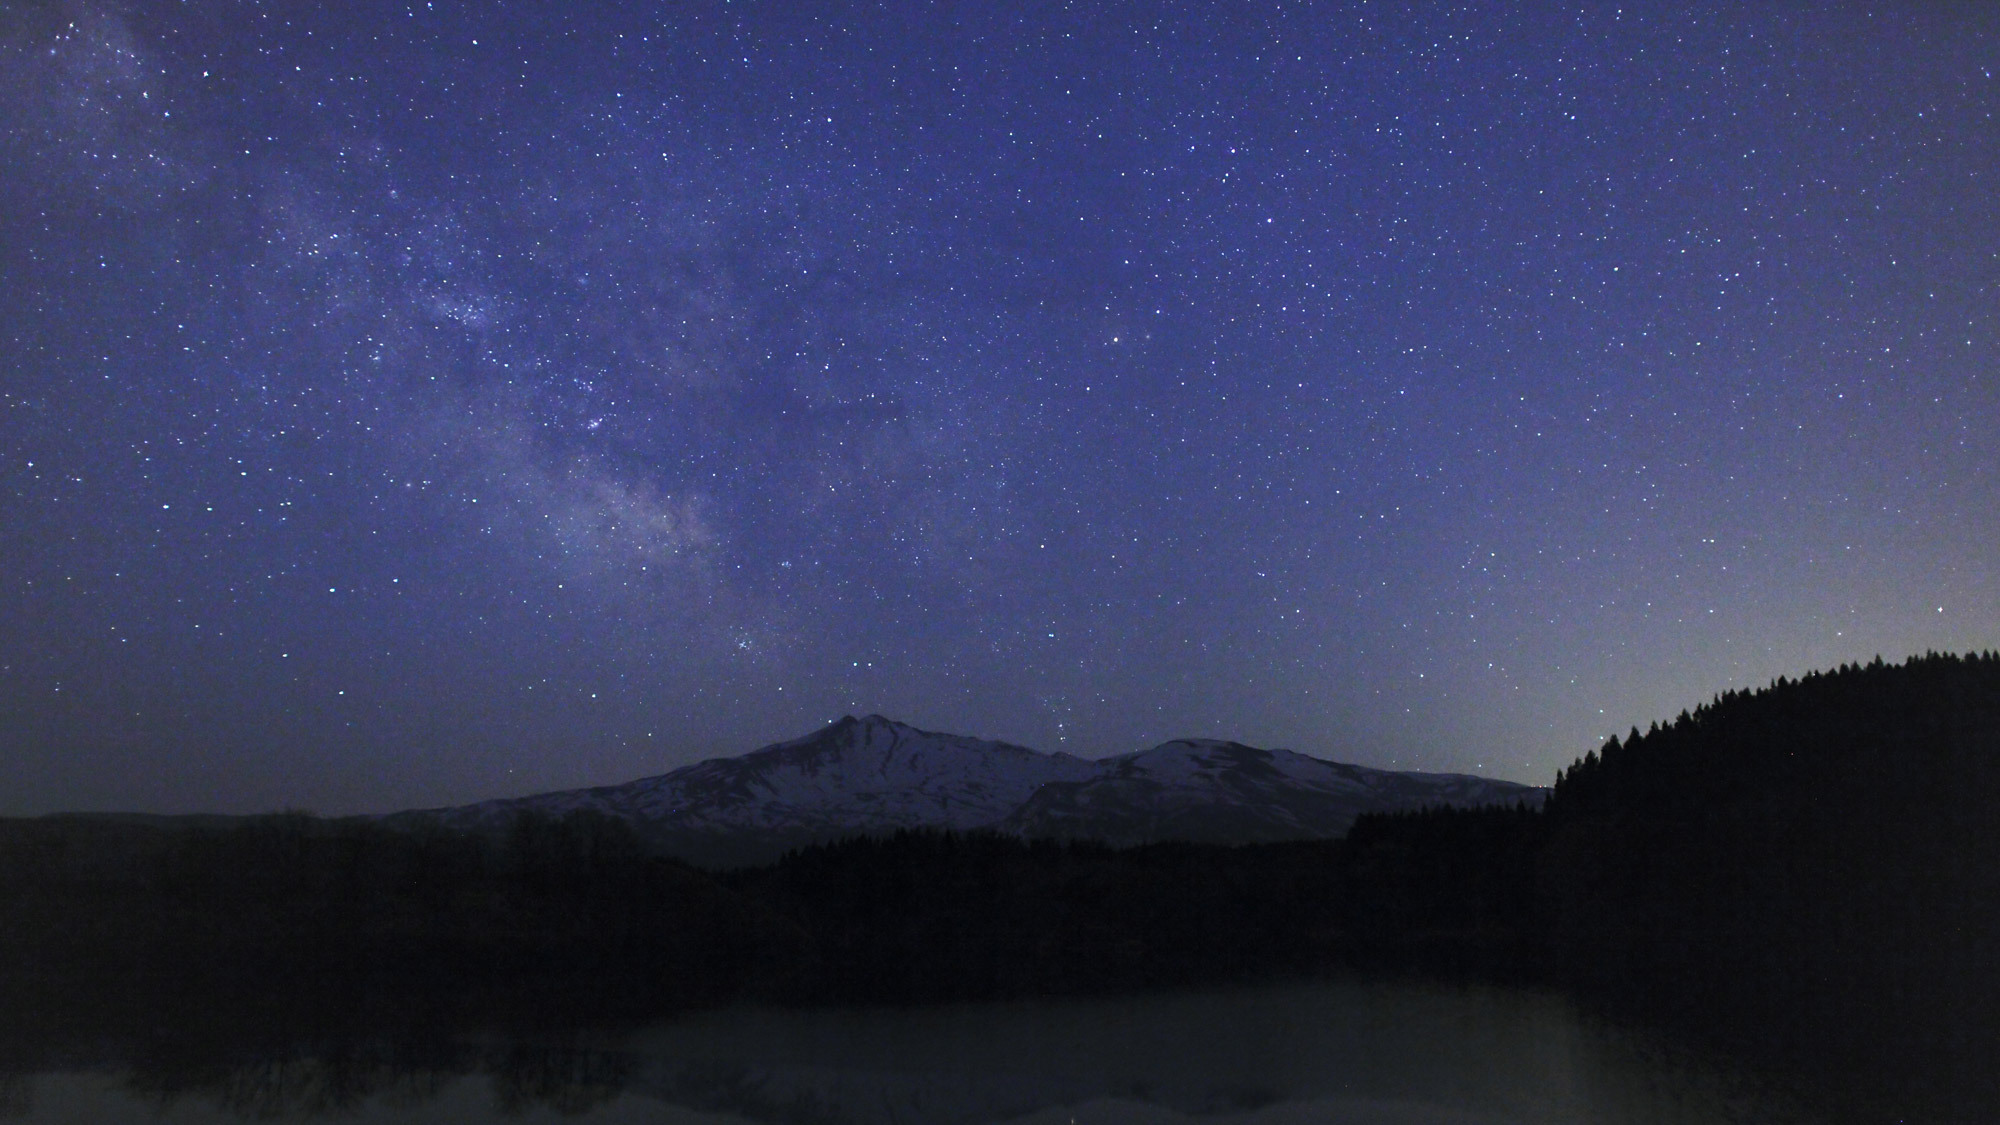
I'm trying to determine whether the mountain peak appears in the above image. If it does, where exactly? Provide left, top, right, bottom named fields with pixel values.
left=824, top=713, right=924, bottom=737
left=391, top=719, right=1545, bottom=867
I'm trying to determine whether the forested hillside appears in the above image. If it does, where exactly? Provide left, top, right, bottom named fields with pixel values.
left=1342, top=651, right=2000, bottom=1116
left=0, top=811, right=796, bottom=1014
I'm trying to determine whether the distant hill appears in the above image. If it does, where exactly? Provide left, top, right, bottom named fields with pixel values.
left=385, top=715, right=1543, bottom=866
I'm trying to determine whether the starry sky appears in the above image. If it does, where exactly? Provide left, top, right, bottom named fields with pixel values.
left=3, top=0, right=1996, bottom=816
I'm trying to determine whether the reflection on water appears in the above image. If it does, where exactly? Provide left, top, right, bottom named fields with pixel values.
left=2, top=979, right=1807, bottom=1124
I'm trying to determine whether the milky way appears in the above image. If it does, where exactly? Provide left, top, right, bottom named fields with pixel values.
left=3, top=1, right=1996, bottom=813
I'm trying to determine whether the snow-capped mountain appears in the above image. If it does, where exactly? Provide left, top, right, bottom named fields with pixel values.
left=386, top=716, right=1098, bottom=865
left=386, top=715, right=1543, bottom=867
left=998, top=739, right=1538, bottom=846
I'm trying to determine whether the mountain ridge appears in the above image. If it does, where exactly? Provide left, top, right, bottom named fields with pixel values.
left=384, top=715, right=1545, bottom=867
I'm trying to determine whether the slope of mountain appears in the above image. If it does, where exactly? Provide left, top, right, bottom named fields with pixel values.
left=387, top=715, right=1543, bottom=867
left=997, top=739, right=1539, bottom=846
left=386, top=715, right=1100, bottom=866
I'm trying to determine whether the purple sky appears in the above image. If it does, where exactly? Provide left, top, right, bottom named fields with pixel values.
left=3, top=1, right=1995, bottom=814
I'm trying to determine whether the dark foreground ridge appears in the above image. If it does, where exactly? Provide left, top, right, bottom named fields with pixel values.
left=2, top=651, right=1997, bottom=1120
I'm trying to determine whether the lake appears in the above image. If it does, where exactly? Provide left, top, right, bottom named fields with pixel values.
left=1, top=978, right=1807, bottom=1123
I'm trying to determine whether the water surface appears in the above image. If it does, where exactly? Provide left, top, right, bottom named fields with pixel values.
left=2, top=979, right=1806, bottom=1123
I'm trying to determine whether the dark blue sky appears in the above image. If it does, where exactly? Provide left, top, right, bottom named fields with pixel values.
left=3, top=1, right=1995, bottom=814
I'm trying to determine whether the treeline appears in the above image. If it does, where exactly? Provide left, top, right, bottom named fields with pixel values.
left=0, top=809, right=797, bottom=1014
left=1545, top=653, right=2000, bottom=1021
left=1340, top=651, right=2000, bottom=1115
left=726, top=833, right=1349, bottom=1001
left=0, top=814, right=1354, bottom=1007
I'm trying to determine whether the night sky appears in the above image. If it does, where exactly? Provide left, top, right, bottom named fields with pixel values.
left=3, top=1, right=1996, bottom=816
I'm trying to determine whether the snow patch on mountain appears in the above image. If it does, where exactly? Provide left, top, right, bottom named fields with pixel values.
left=998, top=739, right=1539, bottom=846
left=399, top=715, right=1096, bottom=838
